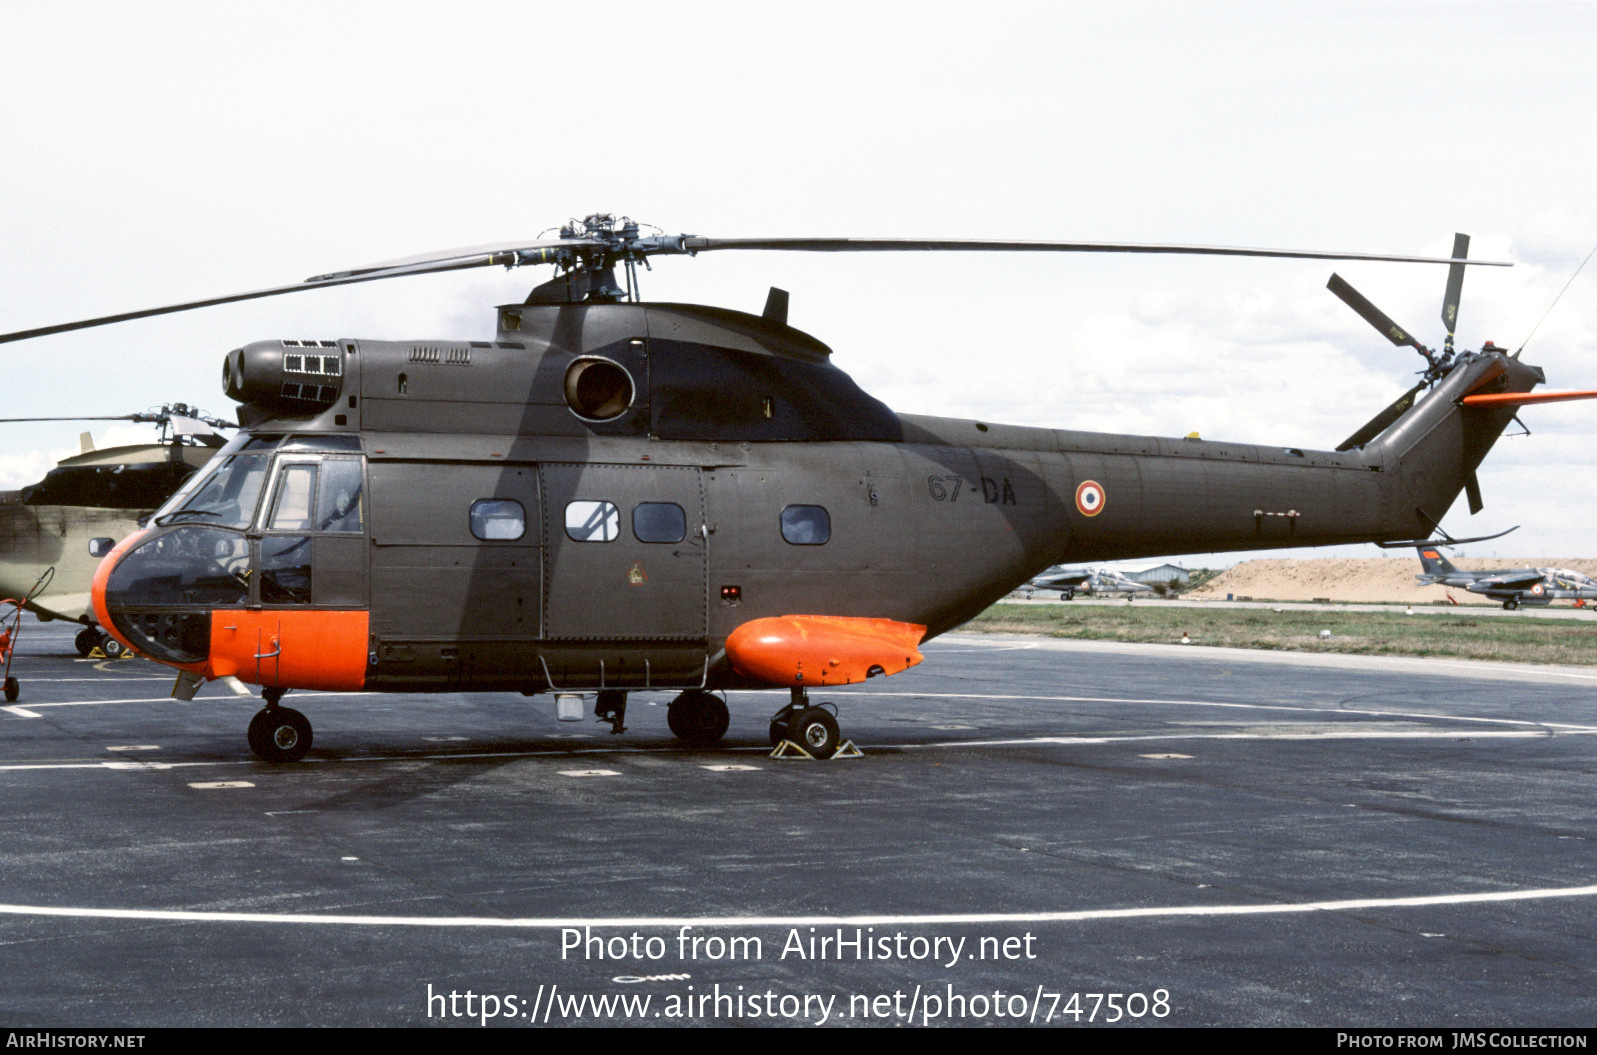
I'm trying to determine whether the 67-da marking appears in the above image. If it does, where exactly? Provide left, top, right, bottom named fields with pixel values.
left=928, top=475, right=1017, bottom=505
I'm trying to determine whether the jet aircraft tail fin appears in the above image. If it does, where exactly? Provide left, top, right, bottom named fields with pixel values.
left=1415, top=545, right=1460, bottom=579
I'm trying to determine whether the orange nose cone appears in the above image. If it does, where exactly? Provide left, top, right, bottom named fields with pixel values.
left=725, top=615, right=927, bottom=687
left=90, top=528, right=150, bottom=657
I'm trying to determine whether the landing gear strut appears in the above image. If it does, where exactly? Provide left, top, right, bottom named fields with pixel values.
left=769, top=687, right=842, bottom=758
left=666, top=689, right=729, bottom=744
left=595, top=689, right=628, bottom=734
left=248, top=687, right=312, bottom=762
left=74, top=627, right=124, bottom=658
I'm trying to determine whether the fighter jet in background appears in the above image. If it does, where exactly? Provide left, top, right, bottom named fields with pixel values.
left=1415, top=546, right=1597, bottom=610
left=1023, top=566, right=1156, bottom=600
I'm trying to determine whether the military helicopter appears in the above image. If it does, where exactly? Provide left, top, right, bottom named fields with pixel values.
left=0, top=405, right=230, bottom=657
left=4, top=215, right=1591, bottom=761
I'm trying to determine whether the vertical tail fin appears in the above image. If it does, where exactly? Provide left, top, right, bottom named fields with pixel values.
left=1415, top=545, right=1459, bottom=577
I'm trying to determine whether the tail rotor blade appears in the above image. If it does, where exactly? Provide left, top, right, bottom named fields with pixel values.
left=1337, top=381, right=1427, bottom=451
left=1327, top=274, right=1426, bottom=351
left=1441, top=233, right=1470, bottom=342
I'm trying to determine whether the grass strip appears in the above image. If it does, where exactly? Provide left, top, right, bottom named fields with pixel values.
left=965, top=603, right=1597, bottom=665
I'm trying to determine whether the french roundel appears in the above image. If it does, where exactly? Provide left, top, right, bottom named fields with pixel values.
left=1531, top=583, right=1544, bottom=596
left=1075, top=480, right=1106, bottom=517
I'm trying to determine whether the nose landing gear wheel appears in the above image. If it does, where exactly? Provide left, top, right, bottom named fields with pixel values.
left=248, top=706, right=312, bottom=762
left=99, top=634, right=125, bottom=659
left=788, top=706, right=840, bottom=759
left=666, top=689, right=730, bottom=745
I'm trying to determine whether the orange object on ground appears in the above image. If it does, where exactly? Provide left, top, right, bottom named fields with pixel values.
left=725, top=615, right=926, bottom=687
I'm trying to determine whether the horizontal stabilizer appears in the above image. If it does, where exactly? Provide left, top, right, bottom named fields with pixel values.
left=1461, top=389, right=1597, bottom=408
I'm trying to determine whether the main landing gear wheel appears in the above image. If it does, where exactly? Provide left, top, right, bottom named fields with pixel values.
left=769, top=689, right=847, bottom=757
left=248, top=706, right=312, bottom=762
left=666, top=689, right=730, bottom=745
left=74, top=628, right=99, bottom=657
left=787, top=706, right=841, bottom=759
left=1504, top=600, right=1519, bottom=611
left=3, top=677, right=17, bottom=703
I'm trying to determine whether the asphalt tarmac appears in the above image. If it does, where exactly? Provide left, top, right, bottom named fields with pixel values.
left=1, top=615, right=1594, bottom=1028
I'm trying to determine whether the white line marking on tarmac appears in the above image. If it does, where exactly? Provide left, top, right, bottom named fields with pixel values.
left=14, top=678, right=173, bottom=683
left=702, top=764, right=760, bottom=772
left=188, top=781, right=253, bottom=790
left=105, top=746, right=160, bottom=752
left=846, top=691, right=1597, bottom=733
left=923, top=644, right=1041, bottom=653
left=900, top=729, right=1597, bottom=750
left=1, top=721, right=1592, bottom=775
left=1, top=706, right=41, bottom=719
left=15, top=691, right=379, bottom=709
left=559, top=769, right=620, bottom=777
left=1, top=884, right=1594, bottom=928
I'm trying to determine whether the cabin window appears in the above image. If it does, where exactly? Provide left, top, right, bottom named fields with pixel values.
left=633, top=502, right=687, bottom=543
left=316, top=458, right=364, bottom=533
left=470, top=499, right=526, bottom=541
left=565, top=500, right=619, bottom=542
left=780, top=504, right=831, bottom=545
left=268, top=464, right=318, bottom=531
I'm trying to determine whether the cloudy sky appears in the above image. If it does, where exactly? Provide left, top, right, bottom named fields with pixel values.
left=2, top=2, right=1594, bottom=563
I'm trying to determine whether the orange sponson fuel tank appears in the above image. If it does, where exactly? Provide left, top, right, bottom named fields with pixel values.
left=725, top=615, right=926, bottom=687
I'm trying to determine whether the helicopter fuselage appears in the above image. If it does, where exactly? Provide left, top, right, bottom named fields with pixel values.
left=92, top=299, right=1535, bottom=699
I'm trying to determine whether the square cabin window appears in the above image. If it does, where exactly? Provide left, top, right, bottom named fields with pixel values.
left=780, top=504, right=830, bottom=545
left=633, top=502, right=686, bottom=543
left=565, top=500, right=619, bottom=542
left=470, top=499, right=526, bottom=541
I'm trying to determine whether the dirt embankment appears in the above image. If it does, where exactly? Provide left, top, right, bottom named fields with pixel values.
left=1186, top=558, right=1597, bottom=605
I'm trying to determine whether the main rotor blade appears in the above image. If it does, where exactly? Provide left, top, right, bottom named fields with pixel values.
left=0, top=255, right=532, bottom=346
left=0, top=229, right=1511, bottom=347
left=306, top=236, right=607, bottom=282
left=681, top=236, right=1513, bottom=267
left=1441, top=233, right=1470, bottom=338
left=1337, top=381, right=1428, bottom=451
left=1327, top=273, right=1426, bottom=350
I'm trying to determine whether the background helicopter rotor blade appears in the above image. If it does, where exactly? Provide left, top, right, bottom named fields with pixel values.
left=0, top=406, right=233, bottom=428
left=1440, top=232, right=1470, bottom=343
left=0, top=415, right=144, bottom=423
left=1336, top=380, right=1428, bottom=451
left=1327, top=273, right=1428, bottom=351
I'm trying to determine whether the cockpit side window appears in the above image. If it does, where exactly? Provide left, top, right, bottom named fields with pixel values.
left=268, top=464, right=319, bottom=532
left=172, top=454, right=271, bottom=529
left=317, top=458, right=365, bottom=533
